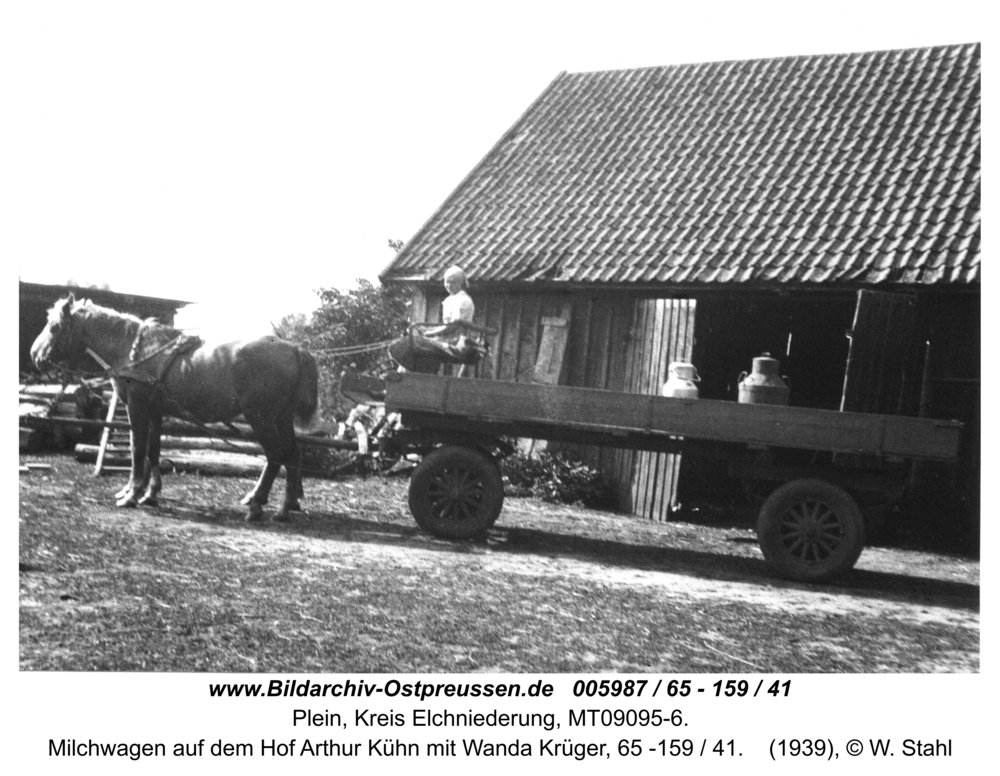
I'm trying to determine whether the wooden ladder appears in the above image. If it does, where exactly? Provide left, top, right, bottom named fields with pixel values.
left=93, top=385, right=130, bottom=475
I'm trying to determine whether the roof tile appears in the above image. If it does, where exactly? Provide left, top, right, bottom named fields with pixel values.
left=383, top=43, right=980, bottom=287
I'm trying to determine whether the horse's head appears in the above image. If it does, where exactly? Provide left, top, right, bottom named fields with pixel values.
left=30, top=294, right=82, bottom=370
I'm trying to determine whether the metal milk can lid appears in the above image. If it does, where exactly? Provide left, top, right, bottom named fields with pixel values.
left=668, top=362, right=699, bottom=380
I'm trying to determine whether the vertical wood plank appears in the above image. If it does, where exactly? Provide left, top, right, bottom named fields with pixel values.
left=423, top=292, right=445, bottom=324
left=410, top=288, right=428, bottom=326
left=647, top=300, right=669, bottom=517
left=630, top=299, right=651, bottom=516
left=565, top=293, right=593, bottom=389
left=533, top=316, right=571, bottom=385
left=497, top=295, right=523, bottom=382
left=606, top=294, right=635, bottom=511
left=516, top=294, right=542, bottom=382
left=585, top=295, right=613, bottom=390
left=582, top=295, right=613, bottom=474
left=646, top=300, right=670, bottom=519
left=479, top=294, right=503, bottom=380
left=842, top=290, right=917, bottom=415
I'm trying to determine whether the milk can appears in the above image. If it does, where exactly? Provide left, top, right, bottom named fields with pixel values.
left=663, top=362, right=700, bottom=399
left=738, top=353, right=789, bottom=405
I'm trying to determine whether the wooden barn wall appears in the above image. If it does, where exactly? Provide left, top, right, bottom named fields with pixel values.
left=417, top=289, right=573, bottom=382
left=413, top=287, right=696, bottom=520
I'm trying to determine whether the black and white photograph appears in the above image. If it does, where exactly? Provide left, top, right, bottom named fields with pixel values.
left=11, top=0, right=986, bottom=770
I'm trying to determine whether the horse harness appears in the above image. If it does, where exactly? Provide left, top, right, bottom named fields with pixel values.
left=84, top=322, right=231, bottom=433
left=86, top=321, right=202, bottom=390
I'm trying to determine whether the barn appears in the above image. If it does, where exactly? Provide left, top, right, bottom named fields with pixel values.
left=379, top=43, right=980, bottom=529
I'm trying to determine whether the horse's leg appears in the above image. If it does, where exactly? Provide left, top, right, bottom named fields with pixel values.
left=288, top=464, right=304, bottom=512
left=240, top=410, right=270, bottom=506
left=138, top=404, right=163, bottom=506
left=117, top=395, right=150, bottom=508
left=241, top=470, right=265, bottom=506
left=115, top=399, right=135, bottom=500
left=245, top=460, right=282, bottom=522
left=241, top=411, right=283, bottom=521
left=273, top=413, right=303, bottom=520
left=241, top=463, right=279, bottom=510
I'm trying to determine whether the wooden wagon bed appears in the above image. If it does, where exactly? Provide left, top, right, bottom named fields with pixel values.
left=384, top=373, right=961, bottom=462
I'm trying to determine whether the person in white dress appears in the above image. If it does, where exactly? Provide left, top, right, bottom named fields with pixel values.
left=423, top=266, right=479, bottom=375
left=429, top=265, right=475, bottom=337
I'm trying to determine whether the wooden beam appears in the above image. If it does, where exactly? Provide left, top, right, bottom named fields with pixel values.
left=386, top=373, right=962, bottom=461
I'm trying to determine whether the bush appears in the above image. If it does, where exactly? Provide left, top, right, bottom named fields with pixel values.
left=501, top=450, right=615, bottom=509
left=276, top=279, right=411, bottom=420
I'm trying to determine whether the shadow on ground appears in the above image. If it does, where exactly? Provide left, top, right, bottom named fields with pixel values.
left=147, top=495, right=979, bottom=616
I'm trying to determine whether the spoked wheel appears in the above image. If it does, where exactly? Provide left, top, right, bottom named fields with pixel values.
left=408, top=446, right=504, bottom=539
left=756, top=479, right=865, bottom=583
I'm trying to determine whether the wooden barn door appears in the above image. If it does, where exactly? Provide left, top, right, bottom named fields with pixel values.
left=841, top=290, right=919, bottom=415
left=624, top=298, right=697, bottom=520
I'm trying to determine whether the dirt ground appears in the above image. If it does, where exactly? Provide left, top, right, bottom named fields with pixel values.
left=19, top=455, right=979, bottom=672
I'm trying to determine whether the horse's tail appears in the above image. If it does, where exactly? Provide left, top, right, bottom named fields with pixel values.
left=293, top=347, right=321, bottom=432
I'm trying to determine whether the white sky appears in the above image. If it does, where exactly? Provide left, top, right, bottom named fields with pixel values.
left=6, top=0, right=986, bottom=340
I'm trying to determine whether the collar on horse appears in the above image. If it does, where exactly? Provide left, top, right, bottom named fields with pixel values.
left=86, top=322, right=199, bottom=387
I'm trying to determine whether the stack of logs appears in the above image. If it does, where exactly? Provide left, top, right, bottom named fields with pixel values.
left=20, top=379, right=359, bottom=478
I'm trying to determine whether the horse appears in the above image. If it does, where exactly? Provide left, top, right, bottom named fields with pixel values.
left=30, top=294, right=319, bottom=521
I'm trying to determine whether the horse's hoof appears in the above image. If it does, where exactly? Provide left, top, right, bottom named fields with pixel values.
left=245, top=502, right=265, bottom=522
left=287, top=501, right=302, bottom=512
left=116, top=495, right=139, bottom=508
left=273, top=512, right=291, bottom=523
left=138, top=495, right=158, bottom=507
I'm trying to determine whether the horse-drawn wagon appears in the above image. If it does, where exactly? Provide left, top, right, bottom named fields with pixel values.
left=373, top=372, right=963, bottom=583
left=29, top=294, right=965, bottom=585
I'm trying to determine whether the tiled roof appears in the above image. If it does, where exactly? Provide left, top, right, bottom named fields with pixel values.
left=382, top=43, right=980, bottom=287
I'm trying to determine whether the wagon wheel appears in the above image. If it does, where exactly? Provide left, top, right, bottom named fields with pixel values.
left=408, top=446, right=504, bottom=539
left=756, top=479, right=865, bottom=583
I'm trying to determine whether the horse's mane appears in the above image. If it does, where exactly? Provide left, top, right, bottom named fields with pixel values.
left=137, top=318, right=186, bottom=349
left=49, top=295, right=199, bottom=364
left=62, top=297, right=183, bottom=346
left=56, top=297, right=141, bottom=339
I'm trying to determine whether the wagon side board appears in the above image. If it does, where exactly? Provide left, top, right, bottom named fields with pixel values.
left=384, top=373, right=962, bottom=462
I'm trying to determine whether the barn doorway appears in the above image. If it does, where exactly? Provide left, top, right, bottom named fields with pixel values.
left=677, top=292, right=858, bottom=509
